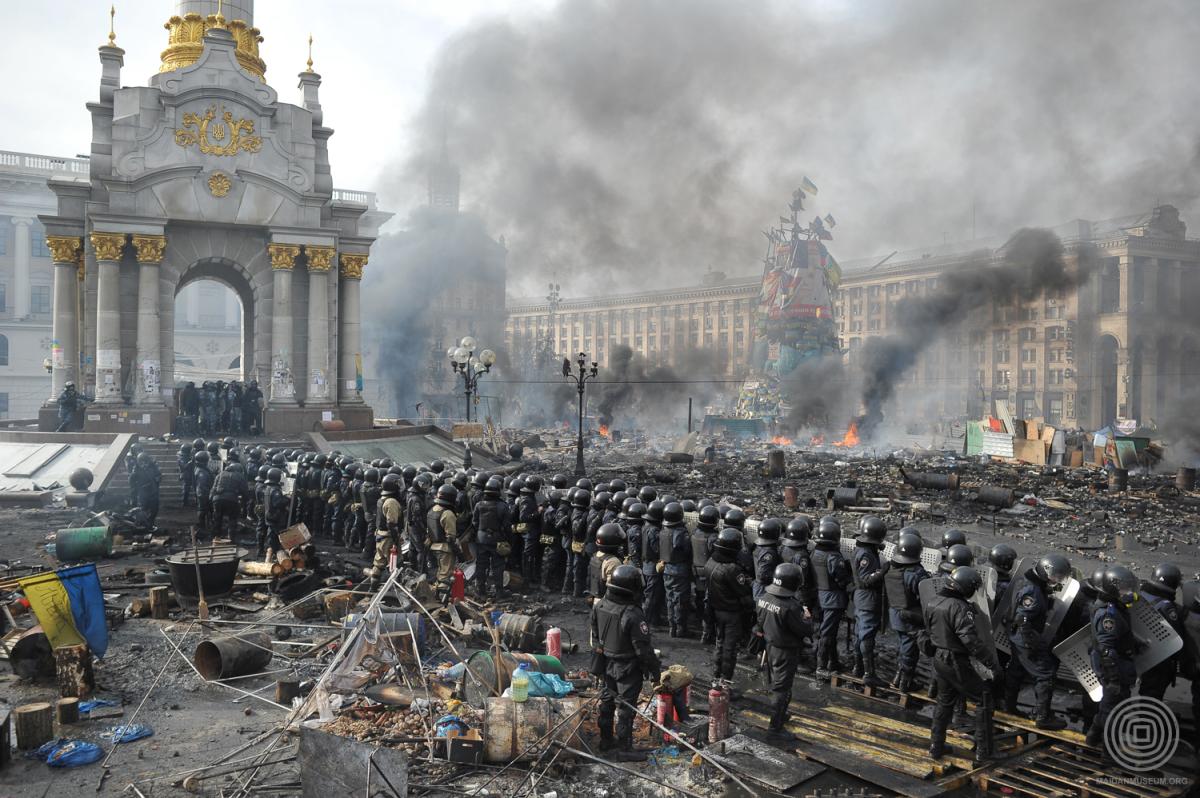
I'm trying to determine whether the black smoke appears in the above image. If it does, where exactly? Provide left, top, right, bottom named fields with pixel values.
left=594, top=344, right=722, bottom=430
left=398, top=0, right=1200, bottom=297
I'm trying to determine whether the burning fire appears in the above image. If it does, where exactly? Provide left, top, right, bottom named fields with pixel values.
left=810, top=434, right=825, bottom=446
left=598, top=424, right=611, bottom=439
left=832, top=421, right=860, bottom=448
left=771, top=435, right=793, bottom=446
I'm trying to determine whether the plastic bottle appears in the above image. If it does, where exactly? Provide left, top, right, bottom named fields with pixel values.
left=511, top=662, right=530, bottom=703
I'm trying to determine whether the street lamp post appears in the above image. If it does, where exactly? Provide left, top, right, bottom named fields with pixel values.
left=563, top=351, right=599, bottom=476
left=449, top=336, right=495, bottom=422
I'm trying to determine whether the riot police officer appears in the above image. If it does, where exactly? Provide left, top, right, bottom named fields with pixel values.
left=939, top=544, right=975, bottom=574
left=406, top=472, right=433, bottom=573
left=178, top=444, right=195, bottom=507
left=924, top=566, right=998, bottom=762
left=428, top=484, right=459, bottom=588
left=691, top=505, right=720, bottom=644
left=659, top=502, right=693, bottom=638
left=782, top=516, right=818, bottom=621
left=722, top=508, right=754, bottom=575
left=885, top=529, right=930, bottom=692
left=1086, top=565, right=1139, bottom=749
left=852, top=515, right=889, bottom=685
left=262, top=468, right=290, bottom=557
left=588, top=523, right=624, bottom=600
left=1004, top=553, right=1071, bottom=729
left=370, top=474, right=404, bottom=587
left=640, top=500, right=666, bottom=626
left=940, top=529, right=967, bottom=561
left=518, top=476, right=544, bottom=589
left=132, top=451, right=162, bottom=527
left=812, top=518, right=851, bottom=677
left=211, top=459, right=247, bottom=539
left=1138, top=563, right=1183, bottom=701
left=753, top=519, right=784, bottom=602
left=564, top=489, right=592, bottom=599
left=541, top=490, right=566, bottom=592
left=590, top=565, right=661, bottom=755
left=360, top=468, right=382, bottom=557
left=755, top=563, right=813, bottom=738
left=472, top=476, right=510, bottom=598
left=989, top=544, right=1018, bottom=609
left=705, top=528, right=754, bottom=682
left=625, top=502, right=646, bottom=571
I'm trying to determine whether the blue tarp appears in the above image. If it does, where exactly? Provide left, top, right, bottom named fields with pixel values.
left=57, top=563, right=108, bottom=657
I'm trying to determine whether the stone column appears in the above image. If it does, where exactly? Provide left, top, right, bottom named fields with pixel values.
left=91, top=232, right=126, bottom=403
left=46, top=236, right=82, bottom=397
left=132, top=235, right=166, bottom=404
left=338, top=254, right=367, bottom=403
left=305, top=245, right=335, bottom=403
left=267, top=243, right=299, bottom=403
left=12, top=217, right=32, bottom=319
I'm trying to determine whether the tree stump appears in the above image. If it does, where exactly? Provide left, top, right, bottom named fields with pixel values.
left=14, top=702, right=53, bottom=751
left=149, top=585, right=170, bottom=619
left=55, top=643, right=95, bottom=698
left=55, top=697, right=80, bottom=725
left=275, top=677, right=300, bottom=705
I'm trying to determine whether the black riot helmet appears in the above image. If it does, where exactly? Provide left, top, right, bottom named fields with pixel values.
left=575, top=477, right=593, bottom=492
left=627, top=501, right=646, bottom=521
left=313, top=453, right=328, bottom=468
left=755, top=518, right=784, bottom=546
left=137, top=452, right=153, bottom=466
left=271, top=452, right=287, bottom=468
left=472, top=471, right=489, bottom=490
left=179, top=443, right=192, bottom=456
left=381, top=473, right=402, bottom=495
left=1148, top=563, right=1182, bottom=595
left=786, top=515, right=812, bottom=538
left=193, top=438, right=206, bottom=450
left=714, top=528, right=743, bottom=554
left=363, top=467, right=380, bottom=484
left=662, top=502, right=685, bottom=528
left=194, top=450, right=210, bottom=465
left=608, top=478, right=627, bottom=495
left=207, top=441, right=221, bottom=456
left=815, top=521, right=840, bottom=547
left=402, top=465, right=418, bottom=483
left=552, top=473, right=570, bottom=490
left=1079, top=567, right=1105, bottom=600
left=941, top=529, right=967, bottom=550
left=130, top=442, right=144, bottom=456
left=484, top=476, right=504, bottom=499
left=857, top=515, right=887, bottom=545
left=988, top=543, right=1017, bottom=574
left=266, top=467, right=283, bottom=485
left=611, top=490, right=629, bottom=509
left=680, top=499, right=697, bottom=513
left=723, top=508, right=746, bottom=530
left=606, top=564, right=643, bottom=603
left=572, top=489, right=592, bottom=510
left=413, top=472, right=433, bottom=492
left=452, top=473, right=469, bottom=491
left=947, top=566, right=983, bottom=599
left=596, top=523, right=624, bottom=554
left=1100, top=565, right=1139, bottom=607
left=767, top=563, right=802, bottom=597
left=594, top=491, right=612, bottom=511
left=523, top=475, right=543, bottom=494
left=645, top=499, right=665, bottom=524
left=435, top=484, right=458, bottom=509
left=697, top=505, right=721, bottom=531
left=697, top=498, right=715, bottom=510
left=782, top=519, right=810, bottom=549
left=430, top=459, right=445, bottom=475
left=1034, top=553, right=1072, bottom=586
left=547, top=488, right=563, bottom=507
left=659, top=494, right=678, bottom=507
left=637, top=486, right=657, bottom=505
left=893, top=531, right=924, bottom=565
left=944, top=544, right=975, bottom=570
left=618, top=496, right=635, bottom=518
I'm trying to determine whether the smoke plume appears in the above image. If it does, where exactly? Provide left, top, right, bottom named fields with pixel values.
left=595, top=344, right=721, bottom=431
left=399, top=0, right=1200, bottom=296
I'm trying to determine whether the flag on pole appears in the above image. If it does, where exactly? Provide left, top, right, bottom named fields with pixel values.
left=800, top=176, right=819, bottom=195
left=18, top=563, right=109, bottom=657
left=824, top=213, right=837, bottom=228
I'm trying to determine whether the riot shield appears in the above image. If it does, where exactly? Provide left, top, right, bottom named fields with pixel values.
left=1052, top=626, right=1104, bottom=702
left=839, top=537, right=856, bottom=558
left=983, top=564, right=998, bottom=606
left=683, top=510, right=699, bottom=533
left=990, top=557, right=1030, bottom=654
left=919, top=546, right=941, bottom=575
left=1130, top=594, right=1183, bottom=673
left=882, top=540, right=896, bottom=561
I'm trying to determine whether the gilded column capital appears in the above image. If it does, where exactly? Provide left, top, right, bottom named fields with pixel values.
left=132, top=234, right=167, bottom=264
left=307, top=245, right=335, bottom=272
left=77, top=247, right=86, bottom=282
left=268, top=243, right=300, bottom=270
left=46, top=235, right=83, bottom=264
left=339, top=253, right=367, bottom=280
left=90, top=232, right=126, bottom=262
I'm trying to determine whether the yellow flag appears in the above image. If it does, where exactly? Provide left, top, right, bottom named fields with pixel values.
left=18, top=571, right=86, bottom=649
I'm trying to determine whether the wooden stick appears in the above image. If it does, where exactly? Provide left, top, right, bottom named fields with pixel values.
left=191, top=527, right=209, bottom=620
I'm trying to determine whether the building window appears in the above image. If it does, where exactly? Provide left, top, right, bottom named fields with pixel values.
left=0, top=283, right=6, bottom=313
left=994, top=369, right=1011, bottom=385
left=31, top=223, right=50, bottom=257
left=0, top=224, right=7, bottom=255
left=1048, top=369, right=1064, bottom=385
left=887, top=284, right=899, bottom=296
left=1048, top=396, right=1063, bottom=424
left=31, top=285, right=51, bottom=314
left=1019, top=327, right=1036, bottom=342
left=1021, top=348, right=1036, bottom=363
left=868, top=319, right=880, bottom=331
left=869, top=302, right=880, bottom=314
left=1021, top=369, right=1036, bottom=385
left=994, top=349, right=1010, bottom=364
left=0, top=334, right=7, bottom=366
left=0, top=392, right=7, bottom=417
left=1045, top=302, right=1064, bottom=319
left=993, top=330, right=1009, bottom=346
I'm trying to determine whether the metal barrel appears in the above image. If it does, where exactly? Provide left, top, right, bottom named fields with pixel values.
left=902, top=471, right=960, bottom=491
left=829, top=485, right=864, bottom=508
left=462, top=650, right=564, bottom=708
left=1108, top=468, right=1129, bottom=492
left=496, top=613, right=543, bottom=653
left=975, top=486, right=1015, bottom=508
left=194, top=633, right=273, bottom=680
left=1176, top=467, right=1196, bottom=492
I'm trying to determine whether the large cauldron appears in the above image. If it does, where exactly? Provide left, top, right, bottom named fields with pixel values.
left=166, top=546, right=247, bottom=608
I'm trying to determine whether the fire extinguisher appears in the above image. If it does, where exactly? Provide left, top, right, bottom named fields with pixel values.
left=656, top=690, right=674, bottom=742
left=450, top=568, right=465, bottom=603
left=708, top=683, right=730, bottom=743
left=388, top=544, right=397, bottom=572
left=546, top=626, right=562, bottom=659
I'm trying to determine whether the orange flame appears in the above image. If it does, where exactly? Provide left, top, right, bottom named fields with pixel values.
left=598, top=424, right=611, bottom=439
left=832, top=421, right=860, bottom=448
left=810, top=434, right=825, bottom=446
left=771, top=435, right=793, bottom=446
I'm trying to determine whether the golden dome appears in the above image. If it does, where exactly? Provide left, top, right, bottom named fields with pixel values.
left=160, top=12, right=266, bottom=81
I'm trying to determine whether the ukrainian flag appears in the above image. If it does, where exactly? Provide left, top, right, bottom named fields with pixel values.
left=18, top=564, right=109, bottom=657
left=801, top=176, right=819, bottom=195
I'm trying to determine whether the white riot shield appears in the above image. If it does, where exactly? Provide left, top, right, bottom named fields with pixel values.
left=982, top=564, right=998, bottom=605
left=882, top=540, right=896, bottom=561
left=839, top=537, right=856, bottom=558
left=1052, top=626, right=1104, bottom=702
left=1130, top=595, right=1183, bottom=672
left=990, top=557, right=1030, bottom=654
left=919, top=547, right=941, bottom=575
left=684, top=511, right=699, bottom=533
left=1043, top=577, right=1081, bottom=645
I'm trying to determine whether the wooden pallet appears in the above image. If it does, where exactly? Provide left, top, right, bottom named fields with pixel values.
left=976, top=743, right=1195, bottom=798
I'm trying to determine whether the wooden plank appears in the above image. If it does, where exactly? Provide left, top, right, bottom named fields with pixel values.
left=789, top=738, right=948, bottom=798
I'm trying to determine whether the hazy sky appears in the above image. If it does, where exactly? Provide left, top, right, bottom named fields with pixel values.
left=3, top=1, right=546, bottom=216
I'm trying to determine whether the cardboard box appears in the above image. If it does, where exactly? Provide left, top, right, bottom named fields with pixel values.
left=435, top=729, right=483, bottom=764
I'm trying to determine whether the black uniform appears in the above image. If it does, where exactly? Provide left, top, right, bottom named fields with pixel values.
left=753, top=544, right=782, bottom=601
left=566, top=507, right=590, bottom=598
left=472, top=497, right=510, bottom=597
left=541, top=501, right=566, bottom=591
left=640, top=521, right=665, bottom=625
left=590, top=596, right=661, bottom=749
left=588, top=552, right=621, bottom=600
left=406, top=487, right=430, bottom=572
left=705, top=551, right=754, bottom=681
left=885, top=562, right=929, bottom=688
left=924, top=583, right=998, bottom=757
left=812, top=546, right=852, bottom=672
left=1089, top=600, right=1136, bottom=743
left=178, top=449, right=194, bottom=506
left=1003, top=569, right=1058, bottom=716
left=262, top=482, right=289, bottom=555
left=661, top=524, right=693, bottom=635
left=691, top=527, right=717, bottom=643
left=783, top=544, right=819, bottom=620
left=132, top=459, right=162, bottom=526
left=518, top=493, right=543, bottom=588
left=756, top=590, right=813, bottom=732
left=1138, top=592, right=1182, bottom=700
left=852, top=543, right=887, bottom=672
left=554, top=500, right=574, bottom=595
left=211, top=466, right=247, bottom=538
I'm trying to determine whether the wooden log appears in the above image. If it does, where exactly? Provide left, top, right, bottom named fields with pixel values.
left=55, top=643, right=95, bottom=698
left=129, top=597, right=152, bottom=617
left=149, top=585, right=171, bottom=619
left=55, top=697, right=80, bottom=725
left=275, top=677, right=301, bottom=705
left=323, top=591, right=357, bottom=621
left=14, top=702, right=53, bottom=751
left=273, top=551, right=294, bottom=572
left=238, top=560, right=284, bottom=578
